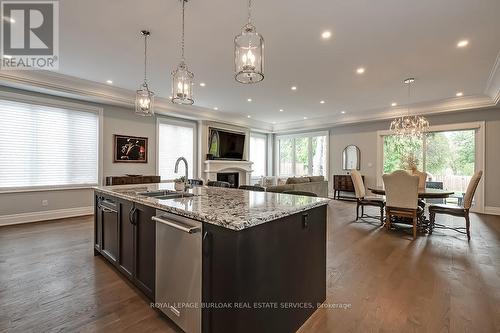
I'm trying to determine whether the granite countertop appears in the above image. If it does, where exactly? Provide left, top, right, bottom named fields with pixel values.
left=94, top=183, right=330, bottom=231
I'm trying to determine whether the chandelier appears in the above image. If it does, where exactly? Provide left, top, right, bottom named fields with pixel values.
left=390, top=78, right=429, bottom=137
left=135, top=30, right=155, bottom=116
left=234, top=0, right=264, bottom=84
left=171, top=0, right=194, bottom=105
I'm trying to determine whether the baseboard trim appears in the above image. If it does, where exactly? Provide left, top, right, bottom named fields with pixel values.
left=484, top=206, right=500, bottom=216
left=0, top=206, right=94, bottom=226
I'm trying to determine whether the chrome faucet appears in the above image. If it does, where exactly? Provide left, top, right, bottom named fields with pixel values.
left=174, top=157, right=190, bottom=190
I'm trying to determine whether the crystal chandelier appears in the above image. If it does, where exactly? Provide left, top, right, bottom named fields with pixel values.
left=390, top=78, right=429, bottom=137
left=234, top=0, right=264, bottom=84
left=172, top=0, right=194, bottom=105
left=135, top=30, right=155, bottom=116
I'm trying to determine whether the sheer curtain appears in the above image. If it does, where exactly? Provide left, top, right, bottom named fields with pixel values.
left=0, top=99, right=99, bottom=189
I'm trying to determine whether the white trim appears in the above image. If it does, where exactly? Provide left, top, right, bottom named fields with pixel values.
left=0, top=185, right=95, bottom=194
left=0, top=206, right=93, bottom=226
left=375, top=121, right=485, bottom=213
left=484, top=206, right=500, bottom=216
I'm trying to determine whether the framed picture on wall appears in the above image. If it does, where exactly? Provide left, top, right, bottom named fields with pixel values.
left=114, top=135, right=148, bottom=163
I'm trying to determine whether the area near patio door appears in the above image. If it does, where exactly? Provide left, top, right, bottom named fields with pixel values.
left=382, top=128, right=476, bottom=205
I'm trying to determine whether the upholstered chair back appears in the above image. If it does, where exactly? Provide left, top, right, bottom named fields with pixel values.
left=411, top=169, right=428, bottom=189
left=383, top=170, right=419, bottom=209
left=463, top=170, right=483, bottom=209
left=350, top=170, right=365, bottom=198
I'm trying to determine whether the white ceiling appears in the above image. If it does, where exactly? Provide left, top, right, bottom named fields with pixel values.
left=6, top=0, right=500, bottom=127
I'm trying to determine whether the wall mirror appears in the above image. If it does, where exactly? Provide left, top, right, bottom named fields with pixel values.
left=342, top=145, right=360, bottom=170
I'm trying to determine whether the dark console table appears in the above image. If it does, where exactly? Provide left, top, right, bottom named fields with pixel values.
left=105, top=175, right=161, bottom=186
left=333, top=174, right=363, bottom=200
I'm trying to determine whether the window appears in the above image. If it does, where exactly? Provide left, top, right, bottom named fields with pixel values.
left=0, top=99, right=99, bottom=189
left=276, top=132, right=328, bottom=177
left=383, top=129, right=476, bottom=195
left=249, top=132, right=267, bottom=178
left=158, top=118, right=196, bottom=181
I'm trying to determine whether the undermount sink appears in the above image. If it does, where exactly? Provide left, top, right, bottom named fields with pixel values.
left=138, top=190, right=194, bottom=200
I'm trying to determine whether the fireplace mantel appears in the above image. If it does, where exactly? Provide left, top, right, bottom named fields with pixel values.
left=204, top=160, right=253, bottom=185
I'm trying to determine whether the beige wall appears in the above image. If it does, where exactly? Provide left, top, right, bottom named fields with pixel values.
left=329, top=107, right=500, bottom=208
left=0, top=88, right=157, bottom=218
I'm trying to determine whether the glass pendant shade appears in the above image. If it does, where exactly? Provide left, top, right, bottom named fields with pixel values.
left=171, top=61, right=194, bottom=105
left=135, top=83, right=155, bottom=116
left=235, top=23, right=264, bottom=84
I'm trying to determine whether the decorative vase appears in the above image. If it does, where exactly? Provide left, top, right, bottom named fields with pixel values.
left=174, top=182, right=185, bottom=192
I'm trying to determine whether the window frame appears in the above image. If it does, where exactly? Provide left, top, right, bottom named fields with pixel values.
left=156, top=116, right=198, bottom=182
left=274, top=131, right=329, bottom=178
left=0, top=91, right=103, bottom=194
left=376, top=121, right=485, bottom=213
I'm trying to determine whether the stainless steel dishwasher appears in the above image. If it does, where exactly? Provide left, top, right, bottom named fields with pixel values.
left=153, top=211, right=202, bottom=333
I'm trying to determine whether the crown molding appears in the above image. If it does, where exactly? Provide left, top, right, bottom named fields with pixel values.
left=272, top=94, right=496, bottom=133
left=485, top=50, right=500, bottom=105
left=0, top=70, right=273, bottom=132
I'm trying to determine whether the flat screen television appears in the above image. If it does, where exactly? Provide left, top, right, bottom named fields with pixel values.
left=208, top=128, right=245, bottom=160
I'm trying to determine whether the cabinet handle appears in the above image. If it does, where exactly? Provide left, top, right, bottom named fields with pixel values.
left=101, top=206, right=117, bottom=214
left=302, top=213, right=309, bottom=229
left=152, top=216, right=200, bottom=234
left=129, top=207, right=137, bottom=225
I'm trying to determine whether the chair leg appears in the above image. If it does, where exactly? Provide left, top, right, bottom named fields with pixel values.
left=356, top=202, right=359, bottom=221
left=429, top=210, right=435, bottom=235
left=361, top=205, right=365, bottom=218
left=380, top=205, right=384, bottom=225
left=385, top=208, right=391, bottom=230
left=465, top=212, right=471, bottom=241
left=413, top=215, right=417, bottom=240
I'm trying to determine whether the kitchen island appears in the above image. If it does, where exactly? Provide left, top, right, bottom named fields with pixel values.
left=94, top=183, right=329, bottom=333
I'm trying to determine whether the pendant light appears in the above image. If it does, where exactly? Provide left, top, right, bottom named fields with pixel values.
left=135, top=30, right=155, bottom=116
left=390, top=78, right=430, bottom=137
left=234, top=0, right=264, bottom=84
left=171, top=0, right=194, bottom=105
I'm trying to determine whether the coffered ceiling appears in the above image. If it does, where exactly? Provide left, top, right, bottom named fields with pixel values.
left=1, top=0, right=499, bottom=131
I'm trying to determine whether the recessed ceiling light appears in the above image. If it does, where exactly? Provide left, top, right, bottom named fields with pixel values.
left=303, top=116, right=308, bottom=120
left=199, top=82, right=206, bottom=87
left=457, top=40, right=469, bottom=48
left=213, top=107, right=219, bottom=110
left=3, top=55, right=12, bottom=59
left=3, top=16, right=15, bottom=23
left=291, top=86, right=297, bottom=91
left=106, top=80, right=113, bottom=84
left=279, top=109, right=284, bottom=112
left=356, top=67, right=365, bottom=74
left=247, top=98, right=252, bottom=102
left=340, top=110, right=346, bottom=114
left=247, top=115, right=251, bottom=118
left=272, top=121, right=276, bottom=124
left=320, top=100, right=325, bottom=104
left=391, top=102, right=397, bottom=107
left=456, top=92, right=463, bottom=97
left=321, top=31, right=332, bottom=39
left=169, top=96, right=173, bottom=99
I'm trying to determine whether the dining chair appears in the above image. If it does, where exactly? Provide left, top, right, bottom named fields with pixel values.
left=238, top=185, right=265, bottom=192
left=188, top=179, right=204, bottom=186
left=383, top=170, right=420, bottom=239
left=350, top=170, right=385, bottom=224
left=428, top=170, right=482, bottom=240
left=410, top=169, right=427, bottom=189
left=207, top=181, right=232, bottom=188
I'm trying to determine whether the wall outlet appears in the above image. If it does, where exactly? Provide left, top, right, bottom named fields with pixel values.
left=41, top=199, right=49, bottom=207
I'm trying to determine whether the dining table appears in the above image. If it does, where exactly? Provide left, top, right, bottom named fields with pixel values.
left=368, top=186, right=455, bottom=232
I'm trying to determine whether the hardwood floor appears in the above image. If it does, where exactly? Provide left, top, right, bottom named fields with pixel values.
left=1, top=200, right=499, bottom=332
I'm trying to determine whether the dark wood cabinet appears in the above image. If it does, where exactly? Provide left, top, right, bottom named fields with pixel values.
left=105, top=175, right=160, bottom=186
left=94, top=195, right=156, bottom=300
left=132, top=203, right=156, bottom=299
left=201, top=205, right=327, bottom=333
left=333, top=174, right=363, bottom=200
left=96, top=196, right=119, bottom=264
left=118, top=200, right=135, bottom=279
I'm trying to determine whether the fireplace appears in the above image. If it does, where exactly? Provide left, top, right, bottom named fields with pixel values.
left=217, top=172, right=239, bottom=188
